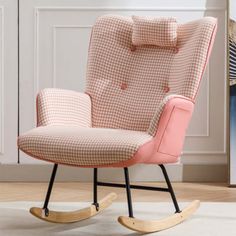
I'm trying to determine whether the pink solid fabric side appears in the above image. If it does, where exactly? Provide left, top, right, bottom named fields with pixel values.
left=136, top=97, right=194, bottom=164
left=108, top=97, right=194, bottom=167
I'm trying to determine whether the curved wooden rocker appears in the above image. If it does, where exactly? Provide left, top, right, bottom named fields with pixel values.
left=30, top=192, right=117, bottom=223
left=118, top=200, right=200, bottom=233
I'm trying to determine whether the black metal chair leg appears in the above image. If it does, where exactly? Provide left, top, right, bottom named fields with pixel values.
left=93, top=168, right=99, bottom=211
left=124, top=167, right=134, bottom=218
left=159, top=164, right=181, bottom=213
left=43, top=164, right=58, bottom=216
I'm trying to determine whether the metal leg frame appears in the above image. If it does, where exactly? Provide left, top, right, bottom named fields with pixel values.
left=159, top=164, right=181, bottom=213
left=96, top=165, right=181, bottom=217
left=124, top=167, right=134, bottom=218
left=42, top=164, right=58, bottom=216
left=93, top=168, right=99, bottom=211
left=43, top=164, right=180, bottom=218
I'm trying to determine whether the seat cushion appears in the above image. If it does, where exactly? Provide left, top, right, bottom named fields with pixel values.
left=18, top=126, right=152, bottom=167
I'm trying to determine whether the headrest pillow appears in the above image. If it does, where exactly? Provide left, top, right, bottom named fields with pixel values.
left=132, top=16, right=178, bottom=47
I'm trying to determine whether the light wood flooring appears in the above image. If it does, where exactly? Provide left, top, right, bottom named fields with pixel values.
left=0, top=182, right=236, bottom=202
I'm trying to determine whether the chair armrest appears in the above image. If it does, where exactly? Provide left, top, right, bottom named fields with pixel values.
left=36, top=88, right=91, bottom=127
left=148, top=95, right=194, bottom=136
left=147, top=94, right=194, bottom=158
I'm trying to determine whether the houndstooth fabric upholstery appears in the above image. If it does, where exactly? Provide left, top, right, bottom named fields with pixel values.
left=168, top=18, right=216, bottom=99
left=37, top=88, right=91, bottom=127
left=18, top=126, right=152, bottom=166
left=132, top=16, right=177, bottom=47
left=18, top=15, right=217, bottom=167
left=86, top=15, right=217, bottom=132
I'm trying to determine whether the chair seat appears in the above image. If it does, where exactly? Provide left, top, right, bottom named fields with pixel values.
left=18, top=126, right=152, bottom=167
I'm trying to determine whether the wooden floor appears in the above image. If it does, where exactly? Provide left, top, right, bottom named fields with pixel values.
left=0, top=182, right=236, bottom=202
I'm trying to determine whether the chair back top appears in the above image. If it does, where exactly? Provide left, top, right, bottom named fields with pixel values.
left=86, top=15, right=217, bottom=131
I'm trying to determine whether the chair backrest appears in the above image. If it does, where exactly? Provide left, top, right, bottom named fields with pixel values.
left=86, top=15, right=217, bottom=132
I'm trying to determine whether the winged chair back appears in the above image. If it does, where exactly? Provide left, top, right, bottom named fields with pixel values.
left=86, top=15, right=217, bottom=135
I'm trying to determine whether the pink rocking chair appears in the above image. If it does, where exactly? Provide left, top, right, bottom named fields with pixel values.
left=18, top=15, right=217, bottom=233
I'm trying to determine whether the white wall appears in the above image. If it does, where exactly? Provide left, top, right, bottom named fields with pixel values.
left=0, top=0, right=18, bottom=164
left=230, top=0, right=236, bottom=20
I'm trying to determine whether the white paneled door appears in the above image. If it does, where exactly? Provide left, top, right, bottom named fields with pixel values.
left=0, top=0, right=18, bottom=164
left=19, top=0, right=227, bottom=175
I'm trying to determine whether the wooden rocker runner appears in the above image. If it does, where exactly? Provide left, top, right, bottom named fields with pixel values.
left=30, top=193, right=117, bottom=224
left=118, top=200, right=200, bottom=233
left=17, top=15, right=217, bottom=233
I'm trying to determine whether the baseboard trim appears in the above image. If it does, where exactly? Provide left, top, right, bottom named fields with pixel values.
left=0, top=163, right=228, bottom=182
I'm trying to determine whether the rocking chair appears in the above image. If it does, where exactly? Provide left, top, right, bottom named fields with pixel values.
left=18, top=15, right=217, bottom=233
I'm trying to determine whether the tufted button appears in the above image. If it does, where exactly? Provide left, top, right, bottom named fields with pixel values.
left=121, top=82, right=128, bottom=90
left=173, top=47, right=179, bottom=54
left=164, top=86, right=170, bottom=93
left=130, top=44, right=137, bottom=52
